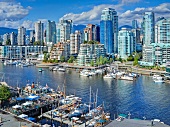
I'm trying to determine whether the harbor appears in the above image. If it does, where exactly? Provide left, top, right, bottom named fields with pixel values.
left=1, top=63, right=170, bottom=126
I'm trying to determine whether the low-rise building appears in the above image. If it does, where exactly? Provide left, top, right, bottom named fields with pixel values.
left=77, top=44, right=106, bottom=66
left=0, top=45, right=47, bottom=59
left=140, top=43, right=170, bottom=66
left=50, top=42, right=70, bottom=61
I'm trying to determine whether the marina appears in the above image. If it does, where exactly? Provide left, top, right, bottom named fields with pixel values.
left=1, top=63, right=170, bottom=126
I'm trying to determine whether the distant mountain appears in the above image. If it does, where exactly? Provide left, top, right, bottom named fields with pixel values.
left=119, top=25, right=132, bottom=30
left=0, top=27, right=31, bottom=35
left=73, top=25, right=86, bottom=32
left=0, top=27, right=18, bottom=35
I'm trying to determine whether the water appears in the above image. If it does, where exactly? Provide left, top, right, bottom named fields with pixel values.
left=1, top=64, right=170, bottom=125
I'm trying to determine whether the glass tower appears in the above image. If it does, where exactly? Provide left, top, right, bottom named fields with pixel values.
left=100, top=8, right=118, bottom=54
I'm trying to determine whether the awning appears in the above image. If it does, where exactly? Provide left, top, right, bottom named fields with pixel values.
left=26, top=95, right=40, bottom=101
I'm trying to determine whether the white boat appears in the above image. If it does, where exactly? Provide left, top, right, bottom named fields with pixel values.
left=80, top=72, right=89, bottom=77
left=103, top=74, right=113, bottom=79
left=152, top=74, right=161, bottom=79
left=58, top=67, right=66, bottom=72
left=95, top=69, right=104, bottom=74
left=120, top=75, right=134, bottom=81
left=52, top=66, right=59, bottom=71
left=154, top=78, right=164, bottom=83
left=111, top=73, right=116, bottom=78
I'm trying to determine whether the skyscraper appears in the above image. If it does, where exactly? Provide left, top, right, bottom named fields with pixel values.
left=10, top=32, right=17, bottom=45
left=118, top=28, right=135, bottom=59
left=30, top=30, right=35, bottom=44
left=132, top=20, right=138, bottom=29
left=155, top=18, right=170, bottom=44
left=35, top=21, right=44, bottom=45
left=56, top=19, right=73, bottom=43
left=18, top=26, right=26, bottom=45
left=142, top=12, right=155, bottom=45
left=83, top=24, right=100, bottom=42
left=70, top=30, right=81, bottom=55
left=3, top=33, right=10, bottom=45
left=100, top=8, right=118, bottom=54
left=46, top=20, right=56, bottom=44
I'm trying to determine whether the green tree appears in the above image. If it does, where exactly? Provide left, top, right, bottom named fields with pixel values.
left=60, top=56, right=65, bottom=62
left=90, top=60, right=94, bottom=66
left=0, top=85, right=11, bottom=101
left=33, top=41, right=41, bottom=45
left=68, top=56, right=75, bottom=63
left=127, top=55, right=134, bottom=61
left=6, top=39, right=11, bottom=45
left=109, top=58, right=113, bottom=64
left=43, top=53, right=49, bottom=62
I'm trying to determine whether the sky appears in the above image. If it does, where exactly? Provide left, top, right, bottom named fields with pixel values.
left=0, top=0, right=170, bottom=30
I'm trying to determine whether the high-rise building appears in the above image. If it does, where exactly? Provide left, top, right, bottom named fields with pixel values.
left=70, top=30, right=81, bottom=55
left=46, top=20, right=56, bottom=44
left=35, top=21, right=44, bottom=45
left=155, top=18, right=170, bottom=44
left=18, top=26, right=26, bottom=45
left=100, top=8, right=118, bottom=54
left=56, top=19, right=73, bottom=43
left=118, top=28, right=136, bottom=59
left=132, top=20, right=138, bottom=29
left=83, top=24, right=100, bottom=42
left=3, top=33, right=10, bottom=45
left=142, top=12, right=155, bottom=45
left=30, top=30, right=35, bottom=44
left=10, top=32, right=17, bottom=45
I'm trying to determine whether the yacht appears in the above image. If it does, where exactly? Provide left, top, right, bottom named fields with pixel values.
left=58, top=67, right=66, bottom=72
left=52, top=66, right=59, bottom=71
left=152, top=74, right=161, bottom=79
left=154, top=77, right=164, bottom=83
left=120, top=75, right=134, bottom=81
left=80, top=71, right=90, bottom=77
left=103, top=74, right=113, bottom=79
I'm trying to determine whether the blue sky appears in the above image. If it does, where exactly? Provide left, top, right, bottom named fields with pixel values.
left=0, top=0, right=170, bottom=29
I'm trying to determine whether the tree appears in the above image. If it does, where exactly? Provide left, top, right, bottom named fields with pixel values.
left=90, top=60, right=94, bottom=66
left=33, top=41, right=41, bottom=45
left=68, top=56, right=75, bottom=63
left=6, top=39, right=11, bottom=45
left=0, top=85, right=11, bottom=101
left=43, top=53, right=49, bottom=62
left=127, top=55, right=134, bottom=61
left=109, top=58, right=113, bottom=64
left=60, top=56, right=65, bottom=62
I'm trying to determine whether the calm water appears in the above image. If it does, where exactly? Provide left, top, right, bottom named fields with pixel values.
left=1, top=64, right=170, bottom=125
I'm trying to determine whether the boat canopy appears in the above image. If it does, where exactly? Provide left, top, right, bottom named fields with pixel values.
left=16, top=97, right=24, bottom=101
left=18, top=114, right=28, bottom=118
left=12, top=105, right=22, bottom=109
left=22, top=101, right=33, bottom=106
left=26, top=95, right=40, bottom=101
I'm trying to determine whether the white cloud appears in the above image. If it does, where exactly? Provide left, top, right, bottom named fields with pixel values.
left=0, top=2, right=31, bottom=21
left=121, top=0, right=141, bottom=4
left=119, top=3, right=170, bottom=26
left=61, top=4, right=123, bottom=25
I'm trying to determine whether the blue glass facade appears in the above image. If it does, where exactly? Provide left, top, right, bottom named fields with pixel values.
left=100, top=20, right=113, bottom=54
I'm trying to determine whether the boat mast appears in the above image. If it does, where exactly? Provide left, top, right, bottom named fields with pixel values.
left=96, top=89, right=98, bottom=108
left=89, top=86, right=91, bottom=113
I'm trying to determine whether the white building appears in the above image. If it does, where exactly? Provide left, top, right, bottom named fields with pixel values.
left=35, top=21, right=44, bottom=45
left=70, top=31, right=81, bottom=55
left=18, top=26, right=26, bottom=45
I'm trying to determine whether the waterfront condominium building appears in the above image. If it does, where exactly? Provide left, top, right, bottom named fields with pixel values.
left=10, top=32, right=17, bottom=45
left=142, top=12, right=155, bottom=45
left=18, top=26, right=26, bottom=45
left=35, top=21, right=44, bottom=45
left=77, top=44, right=106, bottom=66
left=56, top=19, right=73, bottom=43
left=70, top=30, right=81, bottom=55
left=2, top=33, right=10, bottom=45
left=100, top=8, right=118, bottom=54
left=140, top=43, right=170, bottom=66
left=0, top=45, right=47, bottom=59
left=155, top=18, right=170, bottom=44
left=118, top=28, right=136, bottom=59
left=46, top=20, right=56, bottom=44
left=83, top=24, right=100, bottom=42
left=50, top=42, right=70, bottom=61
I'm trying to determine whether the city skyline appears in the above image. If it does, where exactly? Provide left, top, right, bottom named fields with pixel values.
left=0, top=0, right=170, bottom=29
